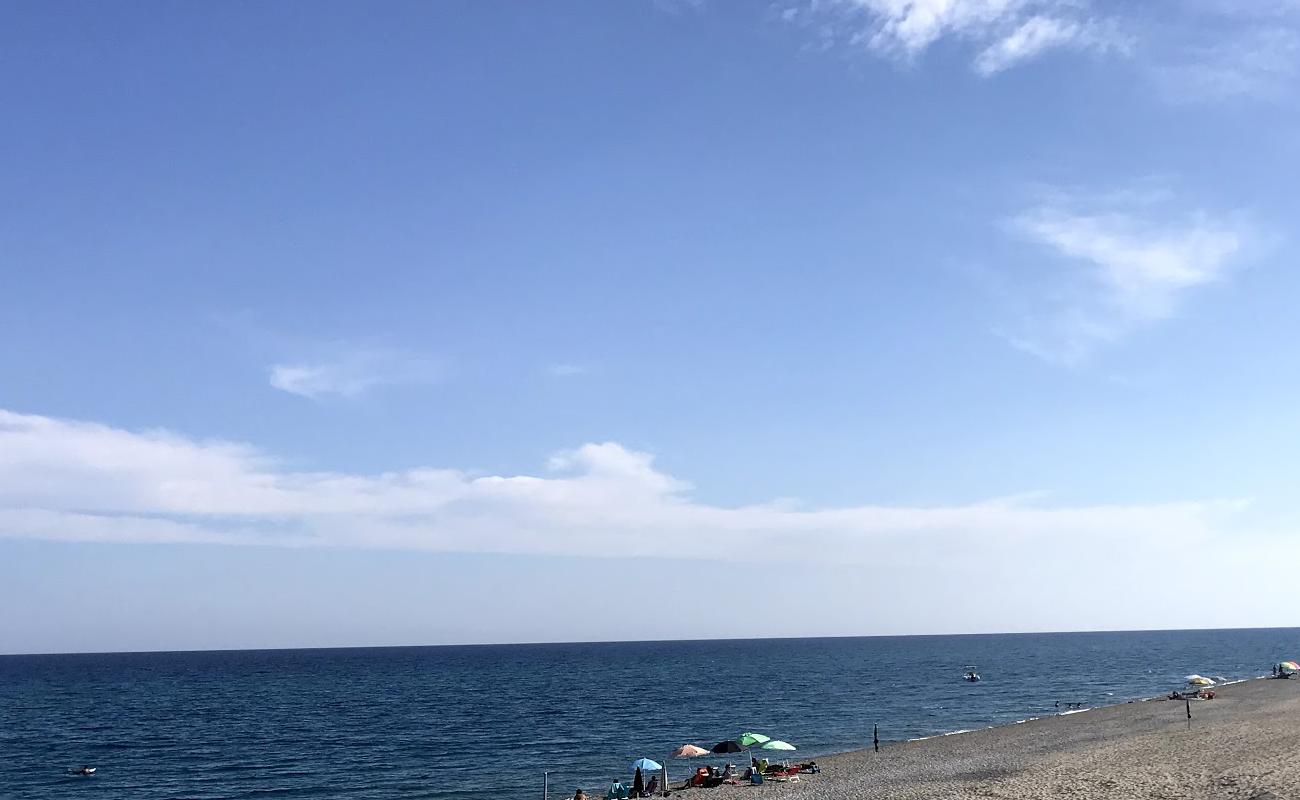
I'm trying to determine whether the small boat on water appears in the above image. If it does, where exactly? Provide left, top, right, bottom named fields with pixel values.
left=71, top=766, right=96, bottom=776
left=963, top=666, right=981, bottom=682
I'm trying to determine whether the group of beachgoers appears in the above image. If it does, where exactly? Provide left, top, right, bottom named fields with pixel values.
left=571, top=756, right=821, bottom=799
left=566, top=663, right=1299, bottom=800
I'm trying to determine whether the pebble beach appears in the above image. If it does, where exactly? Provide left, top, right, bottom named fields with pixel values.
left=716, top=677, right=1300, bottom=800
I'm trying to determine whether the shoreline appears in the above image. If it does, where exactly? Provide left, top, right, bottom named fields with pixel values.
left=894, top=676, right=1256, bottom=743
left=704, top=676, right=1300, bottom=798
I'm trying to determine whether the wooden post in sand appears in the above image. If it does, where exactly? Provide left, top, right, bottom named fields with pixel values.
left=1186, top=698, right=1192, bottom=730
left=873, top=724, right=880, bottom=752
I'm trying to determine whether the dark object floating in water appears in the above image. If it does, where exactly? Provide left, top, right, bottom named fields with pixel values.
left=963, top=665, right=981, bottom=682
left=71, top=766, right=96, bottom=776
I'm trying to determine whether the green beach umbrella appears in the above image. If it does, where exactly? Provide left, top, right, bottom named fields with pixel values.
left=761, top=740, right=797, bottom=751
left=737, top=732, right=770, bottom=747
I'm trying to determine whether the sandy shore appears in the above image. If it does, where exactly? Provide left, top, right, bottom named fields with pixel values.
left=707, top=677, right=1300, bottom=799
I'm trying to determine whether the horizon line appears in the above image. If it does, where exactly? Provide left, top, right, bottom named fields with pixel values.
left=4, top=623, right=1297, bottom=658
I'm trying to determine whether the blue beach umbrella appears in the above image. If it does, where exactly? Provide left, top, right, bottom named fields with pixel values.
left=631, top=758, right=662, bottom=773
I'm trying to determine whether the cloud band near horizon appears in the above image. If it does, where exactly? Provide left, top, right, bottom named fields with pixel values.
left=0, top=409, right=1252, bottom=568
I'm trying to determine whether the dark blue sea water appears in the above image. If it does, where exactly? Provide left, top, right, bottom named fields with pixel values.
left=2, top=628, right=1297, bottom=799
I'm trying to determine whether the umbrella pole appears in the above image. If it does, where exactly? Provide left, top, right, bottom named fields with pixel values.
left=542, top=770, right=548, bottom=800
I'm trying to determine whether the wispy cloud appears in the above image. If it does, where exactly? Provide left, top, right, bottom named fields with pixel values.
left=1151, top=26, right=1300, bottom=104
left=1112, top=2, right=1300, bottom=103
left=781, top=0, right=1128, bottom=75
left=545, top=363, right=589, bottom=378
left=778, top=0, right=1300, bottom=102
left=652, top=0, right=705, bottom=14
left=268, top=349, right=438, bottom=400
left=973, top=14, right=1124, bottom=76
left=0, top=408, right=1252, bottom=573
left=1000, top=187, right=1252, bottom=365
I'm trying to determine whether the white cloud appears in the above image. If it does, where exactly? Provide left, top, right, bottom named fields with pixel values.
left=1002, top=188, right=1251, bottom=365
left=268, top=349, right=437, bottom=400
left=784, top=0, right=1126, bottom=75
left=0, top=408, right=1255, bottom=571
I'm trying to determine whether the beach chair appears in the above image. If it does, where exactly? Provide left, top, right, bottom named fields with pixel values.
left=607, top=781, right=630, bottom=800
left=682, top=767, right=704, bottom=788
left=766, top=766, right=801, bottom=783
left=749, top=771, right=763, bottom=785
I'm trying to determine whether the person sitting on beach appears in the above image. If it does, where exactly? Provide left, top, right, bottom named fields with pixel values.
left=573, top=790, right=587, bottom=800
left=643, top=775, right=658, bottom=796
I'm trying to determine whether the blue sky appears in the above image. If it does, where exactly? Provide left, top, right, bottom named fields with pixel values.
left=3, top=1, right=1300, bottom=653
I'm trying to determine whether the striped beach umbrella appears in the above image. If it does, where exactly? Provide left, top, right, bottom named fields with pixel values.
left=1280, top=661, right=1299, bottom=674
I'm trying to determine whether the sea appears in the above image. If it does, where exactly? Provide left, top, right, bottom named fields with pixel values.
left=2, top=628, right=1297, bottom=800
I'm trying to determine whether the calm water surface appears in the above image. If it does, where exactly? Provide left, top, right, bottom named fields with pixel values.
left=2, top=628, right=1297, bottom=799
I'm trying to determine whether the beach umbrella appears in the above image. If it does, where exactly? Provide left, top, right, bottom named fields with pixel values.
left=735, top=732, right=772, bottom=765
left=1280, top=661, right=1299, bottom=674
left=1186, top=674, right=1214, bottom=686
left=710, top=740, right=743, bottom=754
left=761, top=740, right=797, bottom=751
left=666, top=746, right=705, bottom=789
left=631, top=758, right=662, bottom=773
left=671, top=745, right=710, bottom=759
